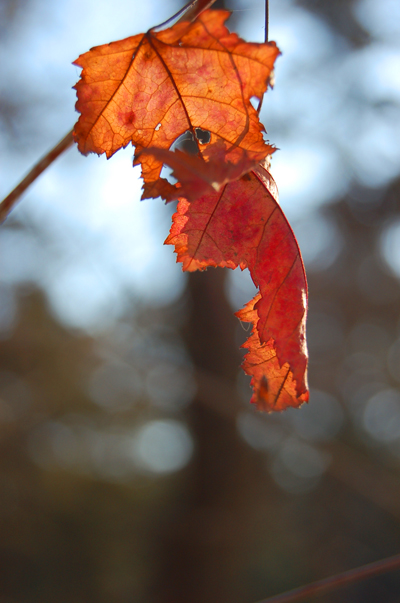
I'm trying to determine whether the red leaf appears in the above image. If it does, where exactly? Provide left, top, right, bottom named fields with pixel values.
left=165, top=163, right=309, bottom=411
left=73, top=9, right=279, bottom=199
left=140, top=144, right=265, bottom=202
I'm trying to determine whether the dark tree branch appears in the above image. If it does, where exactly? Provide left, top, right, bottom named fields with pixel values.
left=0, top=130, right=74, bottom=224
left=255, top=553, right=400, bottom=603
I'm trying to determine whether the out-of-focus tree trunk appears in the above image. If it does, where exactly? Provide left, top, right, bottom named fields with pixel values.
left=152, top=269, right=269, bottom=603
left=151, top=6, right=270, bottom=599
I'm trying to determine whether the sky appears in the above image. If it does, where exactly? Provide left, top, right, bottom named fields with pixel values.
left=1, top=0, right=400, bottom=332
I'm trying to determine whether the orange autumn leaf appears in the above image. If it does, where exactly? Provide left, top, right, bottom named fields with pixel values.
left=71, top=3, right=308, bottom=411
left=73, top=9, right=279, bottom=199
left=165, top=162, right=308, bottom=411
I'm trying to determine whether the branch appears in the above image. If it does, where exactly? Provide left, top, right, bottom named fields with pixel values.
left=0, top=1, right=219, bottom=225
left=0, top=129, right=74, bottom=224
left=255, top=553, right=400, bottom=603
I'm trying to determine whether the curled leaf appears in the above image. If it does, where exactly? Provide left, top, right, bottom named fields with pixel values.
left=165, top=165, right=308, bottom=411
left=236, top=294, right=309, bottom=411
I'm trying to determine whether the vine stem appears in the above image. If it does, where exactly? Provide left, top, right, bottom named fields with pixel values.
left=254, top=553, right=400, bottom=603
left=264, top=0, right=269, bottom=43
left=256, top=0, right=269, bottom=115
left=0, top=0, right=217, bottom=224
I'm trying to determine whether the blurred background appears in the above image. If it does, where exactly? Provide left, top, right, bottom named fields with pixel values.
left=1, top=0, right=400, bottom=601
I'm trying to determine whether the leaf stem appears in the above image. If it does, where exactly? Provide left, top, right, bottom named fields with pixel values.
left=0, top=129, right=74, bottom=224
left=254, top=553, right=400, bottom=603
left=153, top=0, right=217, bottom=31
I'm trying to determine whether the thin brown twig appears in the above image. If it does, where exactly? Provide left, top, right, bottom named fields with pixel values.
left=256, top=0, right=269, bottom=114
left=0, top=129, right=74, bottom=224
left=153, top=0, right=216, bottom=30
left=264, top=0, right=269, bottom=43
left=175, top=0, right=218, bottom=25
left=254, top=553, right=400, bottom=603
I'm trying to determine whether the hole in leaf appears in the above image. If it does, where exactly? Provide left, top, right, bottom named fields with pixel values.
left=195, top=128, right=211, bottom=144
left=155, top=123, right=161, bottom=131
left=160, top=165, right=177, bottom=185
left=172, top=131, right=198, bottom=155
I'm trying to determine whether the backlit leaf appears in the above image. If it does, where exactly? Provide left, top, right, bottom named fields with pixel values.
left=73, top=10, right=279, bottom=199
left=165, top=163, right=309, bottom=410
left=140, top=144, right=264, bottom=202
